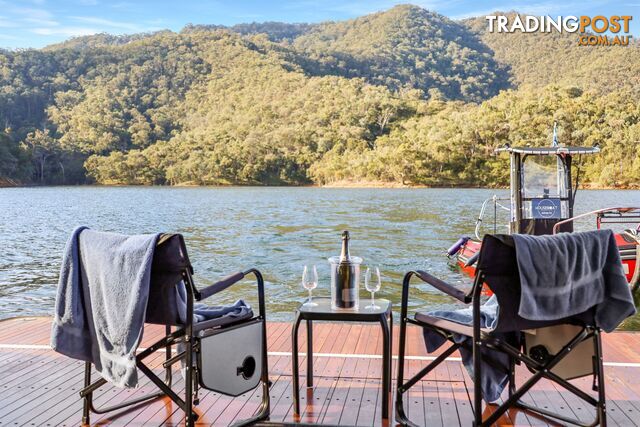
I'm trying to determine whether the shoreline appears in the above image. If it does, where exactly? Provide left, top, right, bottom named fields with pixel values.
left=0, top=178, right=21, bottom=188
left=0, top=179, right=638, bottom=190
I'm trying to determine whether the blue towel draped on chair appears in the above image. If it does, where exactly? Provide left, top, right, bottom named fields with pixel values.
left=423, top=230, right=635, bottom=403
left=51, top=227, right=251, bottom=388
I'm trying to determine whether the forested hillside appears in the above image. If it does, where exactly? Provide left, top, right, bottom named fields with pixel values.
left=0, top=5, right=638, bottom=187
left=464, top=14, right=640, bottom=96
left=290, top=6, right=510, bottom=102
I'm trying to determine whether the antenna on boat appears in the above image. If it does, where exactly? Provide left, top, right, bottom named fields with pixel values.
left=552, top=121, right=558, bottom=147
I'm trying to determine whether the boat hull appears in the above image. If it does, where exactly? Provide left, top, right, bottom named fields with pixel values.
left=456, top=234, right=638, bottom=285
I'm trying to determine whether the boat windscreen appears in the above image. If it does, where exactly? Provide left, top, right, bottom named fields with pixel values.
left=522, top=155, right=568, bottom=199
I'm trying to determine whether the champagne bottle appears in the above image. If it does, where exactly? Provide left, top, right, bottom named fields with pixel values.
left=337, top=230, right=356, bottom=308
left=339, top=230, right=351, bottom=262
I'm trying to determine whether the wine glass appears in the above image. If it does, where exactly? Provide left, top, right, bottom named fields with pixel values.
left=364, top=266, right=381, bottom=310
left=302, top=265, right=318, bottom=307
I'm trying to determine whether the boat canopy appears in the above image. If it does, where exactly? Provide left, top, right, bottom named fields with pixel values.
left=495, top=146, right=600, bottom=155
left=495, top=143, right=602, bottom=235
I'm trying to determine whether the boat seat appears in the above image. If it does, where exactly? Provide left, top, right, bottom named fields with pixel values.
left=623, top=229, right=640, bottom=289
left=623, top=229, right=640, bottom=246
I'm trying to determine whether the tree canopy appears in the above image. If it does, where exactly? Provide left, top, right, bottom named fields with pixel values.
left=0, top=5, right=638, bottom=188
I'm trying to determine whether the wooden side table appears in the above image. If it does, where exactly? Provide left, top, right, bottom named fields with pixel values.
left=291, top=297, right=393, bottom=419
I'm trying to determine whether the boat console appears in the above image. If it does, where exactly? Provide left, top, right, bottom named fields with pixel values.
left=448, top=123, right=639, bottom=291
left=495, top=145, right=600, bottom=235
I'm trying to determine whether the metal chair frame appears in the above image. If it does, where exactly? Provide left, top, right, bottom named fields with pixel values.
left=79, top=250, right=270, bottom=427
left=396, top=262, right=607, bottom=427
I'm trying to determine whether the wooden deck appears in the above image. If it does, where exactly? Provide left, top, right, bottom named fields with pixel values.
left=1, top=317, right=640, bottom=426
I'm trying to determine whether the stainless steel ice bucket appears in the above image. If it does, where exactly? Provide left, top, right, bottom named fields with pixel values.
left=328, top=255, right=362, bottom=310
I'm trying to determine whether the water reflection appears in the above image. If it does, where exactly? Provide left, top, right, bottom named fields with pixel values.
left=0, top=187, right=639, bottom=328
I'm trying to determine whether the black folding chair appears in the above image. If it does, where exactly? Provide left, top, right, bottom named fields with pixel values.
left=396, top=234, right=607, bottom=426
left=79, top=234, right=270, bottom=426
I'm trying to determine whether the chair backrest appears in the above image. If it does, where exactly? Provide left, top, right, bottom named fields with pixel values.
left=151, top=233, right=192, bottom=284
left=146, top=233, right=194, bottom=325
left=477, top=234, right=595, bottom=333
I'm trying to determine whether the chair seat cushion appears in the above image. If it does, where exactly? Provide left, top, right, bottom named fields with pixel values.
left=414, top=312, right=493, bottom=336
left=194, top=308, right=254, bottom=334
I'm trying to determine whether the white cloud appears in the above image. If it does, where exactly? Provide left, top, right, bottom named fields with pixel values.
left=32, top=26, right=98, bottom=36
left=144, top=18, right=164, bottom=26
left=283, top=0, right=450, bottom=17
left=23, top=17, right=59, bottom=26
left=68, top=16, right=164, bottom=33
left=453, top=0, right=611, bottom=19
left=450, top=9, right=499, bottom=20
left=71, top=16, right=141, bottom=31
left=11, top=6, right=53, bottom=20
left=327, top=1, right=446, bottom=16
left=0, top=16, right=20, bottom=28
left=109, top=2, right=133, bottom=9
left=232, top=13, right=264, bottom=20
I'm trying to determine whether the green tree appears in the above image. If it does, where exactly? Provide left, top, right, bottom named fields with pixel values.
left=21, top=129, right=61, bottom=183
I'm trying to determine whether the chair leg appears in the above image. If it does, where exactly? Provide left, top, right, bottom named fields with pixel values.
left=185, top=337, right=195, bottom=427
left=395, top=311, right=407, bottom=423
left=395, top=312, right=418, bottom=426
left=82, top=361, right=91, bottom=426
left=484, top=328, right=603, bottom=427
left=230, top=378, right=271, bottom=427
left=165, top=325, right=173, bottom=387
left=473, top=337, right=482, bottom=426
left=193, top=366, right=200, bottom=405
left=594, top=329, right=607, bottom=426
left=508, top=356, right=516, bottom=398
left=79, top=329, right=189, bottom=424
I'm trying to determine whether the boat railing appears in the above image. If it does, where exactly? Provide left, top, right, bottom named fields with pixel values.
left=552, top=207, right=640, bottom=234
left=475, top=195, right=510, bottom=240
left=552, top=207, right=640, bottom=294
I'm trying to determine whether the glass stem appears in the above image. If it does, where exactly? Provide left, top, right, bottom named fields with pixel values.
left=309, top=288, right=312, bottom=304
left=371, top=291, right=374, bottom=307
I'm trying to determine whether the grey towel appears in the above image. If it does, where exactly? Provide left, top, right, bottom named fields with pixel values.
left=51, top=228, right=254, bottom=388
left=175, top=283, right=253, bottom=325
left=51, top=227, right=160, bottom=388
left=513, top=229, right=636, bottom=332
left=424, top=296, right=511, bottom=403
left=424, top=230, right=636, bottom=403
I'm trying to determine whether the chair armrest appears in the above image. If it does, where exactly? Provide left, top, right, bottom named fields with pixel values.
left=414, top=270, right=471, bottom=303
left=196, top=271, right=245, bottom=301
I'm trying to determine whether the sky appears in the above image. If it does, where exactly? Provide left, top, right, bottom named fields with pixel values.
left=1, top=0, right=639, bottom=49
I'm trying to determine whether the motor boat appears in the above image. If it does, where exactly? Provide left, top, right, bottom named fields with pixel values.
left=447, top=124, right=640, bottom=294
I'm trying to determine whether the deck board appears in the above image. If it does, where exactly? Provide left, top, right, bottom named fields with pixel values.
left=1, top=317, right=640, bottom=426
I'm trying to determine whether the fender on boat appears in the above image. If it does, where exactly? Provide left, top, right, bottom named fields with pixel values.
left=465, top=250, right=480, bottom=267
left=447, top=236, right=470, bottom=257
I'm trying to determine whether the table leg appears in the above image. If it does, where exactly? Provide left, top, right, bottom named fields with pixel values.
left=380, top=313, right=391, bottom=419
left=389, top=311, right=393, bottom=393
left=306, top=319, right=313, bottom=388
left=292, top=311, right=303, bottom=416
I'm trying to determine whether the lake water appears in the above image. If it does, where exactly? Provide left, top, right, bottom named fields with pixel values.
left=1, top=187, right=639, bottom=328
